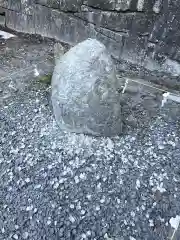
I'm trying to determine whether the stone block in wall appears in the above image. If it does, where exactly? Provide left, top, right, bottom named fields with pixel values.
left=36, top=0, right=83, bottom=12
left=94, top=27, right=124, bottom=59
left=76, top=5, right=157, bottom=36
left=1, top=0, right=34, bottom=14
left=21, top=0, right=35, bottom=15
left=0, top=0, right=7, bottom=8
left=51, top=9, right=98, bottom=44
left=59, top=0, right=83, bottom=12
left=6, top=10, right=35, bottom=34
left=122, top=35, right=148, bottom=64
left=36, top=0, right=59, bottom=9
left=75, top=5, right=133, bottom=33
left=149, top=12, right=180, bottom=45
left=35, top=5, right=123, bottom=59
left=33, top=5, right=96, bottom=43
left=7, top=0, right=21, bottom=11
left=131, top=12, right=157, bottom=36
left=95, top=26, right=125, bottom=43
left=149, top=14, right=165, bottom=43
left=162, top=14, right=180, bottom=47
left=33, top=4, right=52, bottom=37
left=152, top=0, right=164, bottom=13
left=153, top=42, right=177, bottom=62
left=84, top=0, right=163, bottom=12
left=137, top=0, right=162, bottom=12
left=84, top=0, right=133, bottom=11
left=168, top=0, right=180, bottom=11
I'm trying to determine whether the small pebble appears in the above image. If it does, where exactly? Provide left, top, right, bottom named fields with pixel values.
left=22, top=232, right=29, bottom=239
left=13, top=234, right=19, bottom=240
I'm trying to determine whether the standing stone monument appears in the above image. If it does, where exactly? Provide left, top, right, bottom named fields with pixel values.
left=51, top=38, right=122, bottom=137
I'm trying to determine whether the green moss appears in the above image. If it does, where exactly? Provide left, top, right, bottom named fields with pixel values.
left=38, top=74, right=52, bottom=85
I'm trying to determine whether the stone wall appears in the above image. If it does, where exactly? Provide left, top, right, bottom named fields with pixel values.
left=1, top=0, right=180, bottom=82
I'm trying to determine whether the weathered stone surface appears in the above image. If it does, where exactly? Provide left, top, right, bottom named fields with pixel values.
left=94, top=27, right=124, bottom=60
left=1, top=0, right=34, bottom=13
left=6, top=10, right=35, bottom=34
left=84, top=0, right=164, bottom=12
left=51, top=38, right=122, bottom=136
left=138, top=0, right=161, bottom=12
left=20, top=0, right=35, bottom=15
left=50, top=8, right=95, bottom=44
left=122, top=35, right=148, bottom=64
left=36, top=0, right=83, bottom=11
left=59, top=0, right=83, bottom=12
left=33, top=4, right=52, bottom=37
left=7, top=0, right=21, bottom=11
left=150, top=12, right=180, bottom=46
left=84, top=0, right=132, bottom=11
left=33, top=5, right=124, bottom=59
left=36, top=0, right=59, bottom=9
left=76, top=5, right=157, bottom=35
left=0, top=0, right=7, bottom=8
left=131, top=12, right=157, bottom=35
left=75, top=5, right=133, bottom=33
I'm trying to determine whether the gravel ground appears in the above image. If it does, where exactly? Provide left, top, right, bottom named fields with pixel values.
left=1, top=32, right=180, bottom=240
